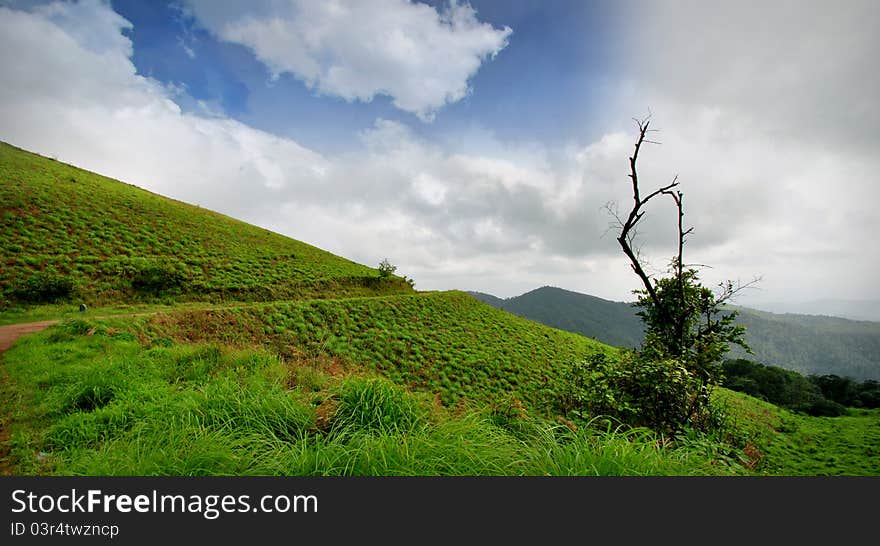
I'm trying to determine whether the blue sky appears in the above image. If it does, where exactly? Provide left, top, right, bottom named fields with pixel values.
left=111, top=0, right=621, bottom=153
left=1, top=0, right=878, bottom=313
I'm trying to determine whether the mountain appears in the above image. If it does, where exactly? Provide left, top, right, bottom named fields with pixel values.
left=470, top=286, right=644, bottom=349
left=473, top=286, right=880, bottom=381
left=727, top=308, right=880, bottom=380
left=749, top=300, right=880, bottom=323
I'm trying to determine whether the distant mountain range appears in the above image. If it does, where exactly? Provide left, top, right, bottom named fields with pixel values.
left=469, top=286, right=880, bottom=381
left=747, top=300, right=880, bottom=323
left=469, top=287, right=645, bottom=350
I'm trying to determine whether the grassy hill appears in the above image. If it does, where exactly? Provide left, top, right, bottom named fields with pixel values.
left=474, top=286, right=880, bottom=381
left=4, top=316, right=877, bottom=476
left=0, top=141, right=410, bottom=306
left=2, top=143, right=878, bottom=476
left=2, top=319, right=748, bottom=476
left=130, top=291, right=611, bottom=411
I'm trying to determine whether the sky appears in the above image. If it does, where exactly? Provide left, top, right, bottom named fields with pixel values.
left=1, top=0, right=878, bottom=313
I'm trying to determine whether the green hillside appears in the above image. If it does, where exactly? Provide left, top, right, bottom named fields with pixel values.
left=0, top=141, right=410, bottom=306
left=2, top=319, right=749, bottom=476
left=2, top=144, right=877, bottom=477
left=132, top=291, right=611, bottom=411
left=5, top=315, right=877, bottom=476
left=475, top=286, right=880, bottom=381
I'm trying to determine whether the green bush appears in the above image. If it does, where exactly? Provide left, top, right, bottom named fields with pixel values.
left=721, top=360, right=870, bottom=415
left=857, top=382, right=880, bottom=408
left=130, top=260, right=187, bottom=294
left=557, top=352, right=711, bottom=435
left=12, top=268, right=75, bottom=303
left=805, top=398, right=848, bottom=417
left=377, top=258, right=397, bottom=278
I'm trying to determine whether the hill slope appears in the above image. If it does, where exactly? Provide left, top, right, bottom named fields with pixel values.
left=136, top=291, right=611, bottom=411
left=0, top=141, right=410, bottom=305
left=474, top=286, right=880, bottom=380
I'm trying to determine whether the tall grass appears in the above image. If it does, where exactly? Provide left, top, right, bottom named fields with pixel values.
left=1, top=321, right=739, bottom=476
left=138, top=291, right=612, bottom=410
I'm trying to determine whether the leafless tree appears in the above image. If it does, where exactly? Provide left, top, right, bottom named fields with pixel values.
left=611, top=116, right=758, bottom=359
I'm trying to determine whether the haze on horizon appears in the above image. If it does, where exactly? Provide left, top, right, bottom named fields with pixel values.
left=1, top=0, right=877, bottom=317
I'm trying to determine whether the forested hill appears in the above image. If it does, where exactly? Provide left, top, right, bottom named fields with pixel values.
left=470, top=287, right=644, bottom=350
left=470, top=286, right=880, bottom=381
left=728, top=308, right=880, bottom=380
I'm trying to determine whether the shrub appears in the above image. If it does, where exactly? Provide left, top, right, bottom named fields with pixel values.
left=805, top=398, right=848, bottom=417
left=12, top=268, right=75, bottom=303
left=721, top=360, right=868, bottom=415
left=557, top=352, right=711, bottom=435
left=857, top=381, right=880, bottom=409
left=130, top=260, right=187, bottom=294
left=377, top=258, right=397, bottom=278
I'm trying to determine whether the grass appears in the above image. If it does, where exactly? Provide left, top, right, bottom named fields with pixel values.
left=713, top=389, right=880, bottom=475
left=0, top=141, right=412, bottom=307
left=0, top=321, right=735, bottom=476
left=3, top=302, right=876, bottom=477
left=128, top=291, right=614, bottom=410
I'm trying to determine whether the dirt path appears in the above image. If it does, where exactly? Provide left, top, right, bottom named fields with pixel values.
left=0, top=320, right=59, bottom=353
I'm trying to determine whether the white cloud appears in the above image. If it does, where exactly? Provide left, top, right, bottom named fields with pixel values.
left=596, top=0, right=880, bottom=306
left=0, top=0, right=328, bottom=221
left=182, top=0, right=511, bottom=120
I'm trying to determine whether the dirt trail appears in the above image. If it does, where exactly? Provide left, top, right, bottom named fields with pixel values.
left=0, top=320, right=60, bottom=353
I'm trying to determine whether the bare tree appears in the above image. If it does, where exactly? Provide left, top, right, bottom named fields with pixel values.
left=613, top=116, right=757, bottom=361
left=615, top=118, right=679, bottom=329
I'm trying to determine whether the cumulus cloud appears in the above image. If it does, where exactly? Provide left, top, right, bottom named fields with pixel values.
left=0, top=0, right=328, bottom=220
left=182, top=0, right=512, bottom=120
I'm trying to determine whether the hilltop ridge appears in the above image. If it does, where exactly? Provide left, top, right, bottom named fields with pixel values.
left=469, top=286, right=644, bottom=349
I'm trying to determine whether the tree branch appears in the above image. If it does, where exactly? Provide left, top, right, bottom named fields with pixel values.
left=616, top=118, right=679, bottom=323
